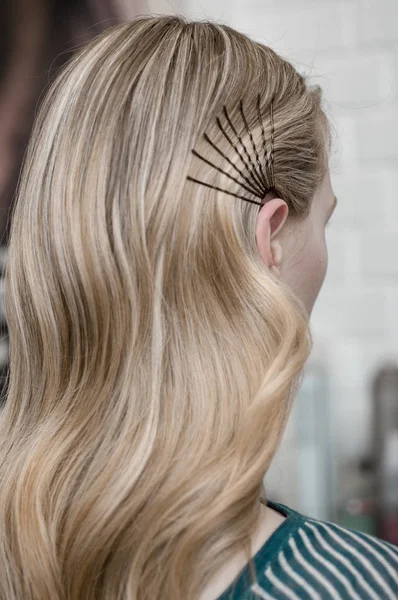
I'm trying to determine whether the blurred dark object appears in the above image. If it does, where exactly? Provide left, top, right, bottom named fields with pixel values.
left=372, top=365, right=398, bottom=544
left=337, top=456, right=377, bottom=536
left=0, top=0, right=146, bottom=406
left=0, top=0, right=147, bottom=245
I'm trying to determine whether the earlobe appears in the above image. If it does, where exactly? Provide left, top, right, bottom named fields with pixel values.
left=271, top=240, right=283, bottom=267
left=270, top=240, right=283, bottom=278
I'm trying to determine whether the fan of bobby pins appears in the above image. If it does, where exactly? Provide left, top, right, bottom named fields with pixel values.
left=187, top=93, right=275, bottom=207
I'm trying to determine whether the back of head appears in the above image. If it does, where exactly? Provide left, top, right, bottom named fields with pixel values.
left=0, top=15, right=329, bottom=600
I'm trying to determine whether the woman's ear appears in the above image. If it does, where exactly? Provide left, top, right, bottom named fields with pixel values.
left=255, top=198, right=289, bottom=271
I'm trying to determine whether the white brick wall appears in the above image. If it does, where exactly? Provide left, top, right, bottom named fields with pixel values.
left=359, top=0, right=398, bottom=44
left=153, top=0, right=398, bottom=512
left=311, top=52, right=395, bottom=108
left=357, top=110, right=398, bottom=160
left=233, top=2, right=358, bottom=55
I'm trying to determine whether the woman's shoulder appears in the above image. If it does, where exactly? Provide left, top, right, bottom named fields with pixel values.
left=252, top=502, right=398, bottom=600
left=275, top=500, right=398, bottom=557
left=218, top=501, right=398, bottom=600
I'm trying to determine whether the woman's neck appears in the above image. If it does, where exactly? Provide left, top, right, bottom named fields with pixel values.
left=198, top=501, right=286, bottom=600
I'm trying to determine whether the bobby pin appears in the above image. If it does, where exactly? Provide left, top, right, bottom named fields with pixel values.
left=221, top=106, right=267, bottom=194
left=187, top=95, right=275, bottom=207
left=240, top=99, right=268, bottom=192
left=186, top=177, right=265, bottom=207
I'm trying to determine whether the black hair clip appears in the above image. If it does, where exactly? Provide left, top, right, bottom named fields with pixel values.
left=187, top=94, right=275, bottom=207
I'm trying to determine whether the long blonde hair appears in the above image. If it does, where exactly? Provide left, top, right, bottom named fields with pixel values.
left=0, top=15, right=329, bottom=600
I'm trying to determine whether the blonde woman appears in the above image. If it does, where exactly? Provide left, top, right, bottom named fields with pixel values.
left=0, top=14, right=397, bottom=600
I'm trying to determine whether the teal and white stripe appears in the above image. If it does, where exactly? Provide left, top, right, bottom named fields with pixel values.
left=217, top=502, right=398, bottom=600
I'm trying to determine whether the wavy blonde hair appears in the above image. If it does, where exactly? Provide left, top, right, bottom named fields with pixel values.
left=0, top=15, right=329, bottom=600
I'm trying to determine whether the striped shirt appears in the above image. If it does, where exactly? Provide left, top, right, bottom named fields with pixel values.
left=216, top=501, right=398, bottom=600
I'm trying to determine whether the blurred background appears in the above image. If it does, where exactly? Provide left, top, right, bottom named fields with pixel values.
left=0, top=0, right=397, bottom=544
